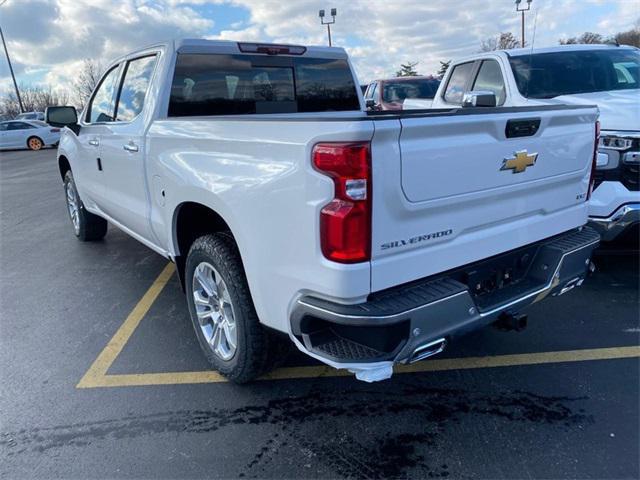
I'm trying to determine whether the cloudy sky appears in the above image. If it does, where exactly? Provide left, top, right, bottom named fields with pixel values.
left=0, top=0, right=638, bottom=97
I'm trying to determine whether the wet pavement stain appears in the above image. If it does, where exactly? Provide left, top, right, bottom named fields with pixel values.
left=1, top=387, right=592, bottom=478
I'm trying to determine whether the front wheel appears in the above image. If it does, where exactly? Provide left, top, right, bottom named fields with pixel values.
left=185, top=233, right=278, bottom=383
left=63, top=170, right=107, bottom=241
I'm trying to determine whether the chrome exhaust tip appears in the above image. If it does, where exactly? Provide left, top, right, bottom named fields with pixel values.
left=409, top=338, right=446, bottom=364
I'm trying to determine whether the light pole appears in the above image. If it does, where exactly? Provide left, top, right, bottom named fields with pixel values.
left=0, top=0, right=24, bottom=113
left=319, top=8, right=337, bottom=47
left=515, top=0, right=532, bottom=48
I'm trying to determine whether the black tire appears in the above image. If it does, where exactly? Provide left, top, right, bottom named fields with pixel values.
left=63, top=170, right=107, bottom=241
left=185, top=233, right=278, bottom=383
left=27, top=136, right=44, bottom=151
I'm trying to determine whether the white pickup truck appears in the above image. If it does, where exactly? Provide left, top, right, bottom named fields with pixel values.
left=430, top=44, right=639, bottom=242
left=48, top=39, right=600, bottom=383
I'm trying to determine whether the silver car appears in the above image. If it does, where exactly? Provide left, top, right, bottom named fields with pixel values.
left=0, top=120, right=61, bottom=150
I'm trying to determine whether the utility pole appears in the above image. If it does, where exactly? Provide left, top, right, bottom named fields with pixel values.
left=515, top=0, right=532, bottom=48
left=318, top=8, right=337, bottom=47
left=0, top=25, right=24, bottom=113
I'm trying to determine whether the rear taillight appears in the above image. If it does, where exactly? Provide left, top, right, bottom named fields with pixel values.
left=587, top=121, right=600, bottom=201
left=50, top=128, right=60, bottom=133
left=312, top=142, right=371, bottom=263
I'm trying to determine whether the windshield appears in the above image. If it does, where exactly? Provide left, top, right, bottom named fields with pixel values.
left=382, top=79, right=440, bottom=103
left=509, top=49, right=640, bottom=99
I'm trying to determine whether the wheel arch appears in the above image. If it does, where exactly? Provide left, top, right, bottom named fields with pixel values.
left=171, top=201, right=237, bottom=291
left=58, top=155, right=71, bottom=180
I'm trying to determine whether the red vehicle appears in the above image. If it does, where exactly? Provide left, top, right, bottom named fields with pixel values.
left=364, top=76, right=441, bottom=110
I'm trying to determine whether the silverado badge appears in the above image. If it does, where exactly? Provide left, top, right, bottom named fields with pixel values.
left=501, top=150, right=538, bottom=174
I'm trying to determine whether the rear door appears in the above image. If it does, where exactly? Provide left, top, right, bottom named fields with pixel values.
left=370, top=106, right=598, bottom=291
left=99, top=54, right=158, bottom=242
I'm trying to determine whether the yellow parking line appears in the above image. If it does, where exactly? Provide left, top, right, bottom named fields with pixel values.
left=77, top=262, right=640, bottom=389
left=77, top=262, right=176, bottom=389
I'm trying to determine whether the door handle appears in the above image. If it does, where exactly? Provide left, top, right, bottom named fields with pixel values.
left=123, top=142, right=139, bottom=153
left=88, top=138, right=99, bottom=146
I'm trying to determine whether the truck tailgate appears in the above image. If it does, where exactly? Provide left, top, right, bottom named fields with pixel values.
left=370, top=106, right=599, bottom=292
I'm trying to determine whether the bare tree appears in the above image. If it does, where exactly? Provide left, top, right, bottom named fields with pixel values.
left=73, top=59, right=103, bottom=109
left=560, top=32, right=605, bottom=45
left=480, top=32, right=521, bottom=52
left=614, top=22, right=640, bottom=47
left=0, top=84, right=69, bottom=118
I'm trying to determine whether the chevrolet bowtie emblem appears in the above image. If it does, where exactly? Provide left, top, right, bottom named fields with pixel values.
left=501, top=150, right=538, bottom=174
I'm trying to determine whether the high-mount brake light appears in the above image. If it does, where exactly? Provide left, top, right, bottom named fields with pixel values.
left=312, top=142, right=371, bottom=263
left=237, top=42, right=306, bottom=56
left=587, top=121, right=600, bottom=201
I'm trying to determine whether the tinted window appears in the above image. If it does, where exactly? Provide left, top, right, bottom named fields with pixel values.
left=472, top=60, right=506, bottom=105
left=382, top=79, right=440, bottom=103
left=443, top=62, right=475, bottom=104
left=7, top=122, right=34, bottom=130
left=87, top=65, right=120, bottom=123
left=509, top=49, right=640, bottom=99
left=116, top=55, right=157, bottom=122
left=294, top=57, right=360, bottom=112
left=169, top=54, right=359, bottom=117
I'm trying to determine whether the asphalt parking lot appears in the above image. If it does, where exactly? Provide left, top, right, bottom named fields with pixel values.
left=1, top=148, right=639, bottom=479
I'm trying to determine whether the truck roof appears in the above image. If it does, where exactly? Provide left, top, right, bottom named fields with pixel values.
left=506, top=43, right=638, bottom=57
left=113, top=38, right=348, bottom=63
left=446, top=43, right=638, bottom=67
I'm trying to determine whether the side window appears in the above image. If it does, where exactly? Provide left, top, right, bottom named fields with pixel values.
left=364, top=82, right=375, bottom=100
left=8, top=122, right=34, bottom=130
left=443, top=62, right=475, bottom=104
left=87, top=65, right=121, bottom=123
left=116, top=55, right=157, bottom=122
left=0, top=123, right=7, bottom=131
left=472, top=60, right=506, bottom=105
left=372, top=82, right=380, bottom=103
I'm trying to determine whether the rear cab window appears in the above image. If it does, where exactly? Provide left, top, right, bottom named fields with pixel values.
left=443, top=62, right=475, bottom=104
left=168, top=53, right=360, bottom=116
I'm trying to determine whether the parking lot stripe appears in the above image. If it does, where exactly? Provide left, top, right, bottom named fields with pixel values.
left=77, top=262, right=640, bottom=389
left=80, top=346, right=640, bottom=388
left=76, top=263, right=176, bottom=389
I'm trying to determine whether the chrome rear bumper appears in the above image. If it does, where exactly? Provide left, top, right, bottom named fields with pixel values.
left=291, top=227, right=600, bottom=370
left=590, top=204, right=640, bottom=242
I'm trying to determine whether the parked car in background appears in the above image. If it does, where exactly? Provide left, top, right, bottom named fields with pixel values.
left=0, top=120, right=61, bottom=150
left=431, top=44, right=639, bottom=243
left=364, top=76, right=440, bottom=110
left=51, top=39, right=600, bottom=384
left=15, top=111, right=45, bottom=121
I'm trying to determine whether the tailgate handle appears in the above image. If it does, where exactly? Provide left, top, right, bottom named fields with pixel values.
left=506, top=118, right=541, bottom=138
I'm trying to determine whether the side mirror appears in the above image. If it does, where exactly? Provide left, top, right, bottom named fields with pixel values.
left=365, top=99, right=376, bottom=110
left=46, top=106, right=80, bottom=134
left=462, top=91, right=497, bottom=108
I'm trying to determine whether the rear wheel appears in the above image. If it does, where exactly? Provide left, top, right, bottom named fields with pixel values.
left=63, top=170, right=107, bottom=241
left=185, top=233, right=281, bottom=383
left=27, top=136, right=43, bottom=151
